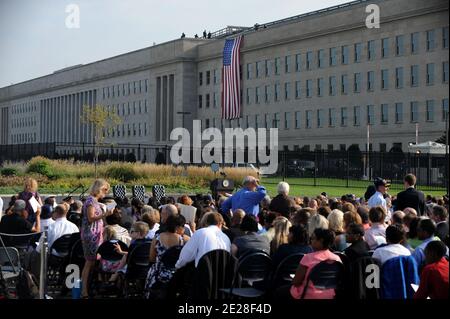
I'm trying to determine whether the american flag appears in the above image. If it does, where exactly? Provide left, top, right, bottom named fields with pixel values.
left=221, top=35, right=243, bottom=119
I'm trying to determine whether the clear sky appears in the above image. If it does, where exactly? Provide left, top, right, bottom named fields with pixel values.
left=0, top=0, right=350, bottom=88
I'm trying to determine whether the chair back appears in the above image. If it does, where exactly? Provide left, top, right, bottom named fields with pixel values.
left=191, top=249, right=234, bottom=300
left=234, top=251, right=272, bottom=284
left=126, top=242, right=151, bottom=280
left=113, top=185, right=127, bottom=200
left=132, top=185, right=146, bottom=203
left=97, top=240, right=128, bottom=262
left=68, top=238, right=85, bottom=269
left=160, top=245, right=183, bottom=269
left=152, top=185, right=166, bottom=202
left=271, top=252, right=304, bottom=288
left=50, top=234, right=73, bottom=257
left=0, top=247, right=21, bottom=273
left=343, top=256, right=380, bottom=299
left=381, top=255, right=419, bottom=299
left=301, top=260, right=344, bottom=299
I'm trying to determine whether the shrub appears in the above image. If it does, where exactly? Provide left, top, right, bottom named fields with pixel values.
left=1, top=167, right=18, bottom=176
left=26, top=157, right=61, bottom=179
left=105, top=164, right=139, bottom=182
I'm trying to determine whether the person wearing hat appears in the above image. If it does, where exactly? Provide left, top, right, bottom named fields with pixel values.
left=40, top=204, right=55, bottom=230
left=0, top=199, right=41, bottom=247
left=368, top=178, right=390, bottom=211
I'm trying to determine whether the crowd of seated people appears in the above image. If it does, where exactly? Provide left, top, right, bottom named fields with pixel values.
left=0, top=173, right=449, bottom=300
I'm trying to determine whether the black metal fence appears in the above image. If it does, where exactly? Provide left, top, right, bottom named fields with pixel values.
left=0, top=142, right=448, bottom=193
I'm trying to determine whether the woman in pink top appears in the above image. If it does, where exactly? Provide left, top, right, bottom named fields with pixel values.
left=290, top=228, right=342, bottom=299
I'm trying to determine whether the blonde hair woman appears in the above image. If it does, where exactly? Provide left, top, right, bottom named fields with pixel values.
left=80, top=179, right=112, bottom=298
left=328, top=209, right=347, bottom=251
left=308, top=214, right=329, bottom=237
left=18, top=177, right=43, bottom=224
left=270, top=216, right=292, bottom=254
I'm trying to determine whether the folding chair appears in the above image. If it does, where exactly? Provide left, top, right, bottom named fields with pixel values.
left=47, top=234, right=73, bottom=288
left=132, top=185, right=146, bottom=203
left=221, top=251, right=272, bottom=299
left=152, top=185, right=166, bottom=202
left=300, top=260, right=344, bottom=299
left=123, top=242, right=151, bottom=298
left=113, top=185, right=127, bottom=201
left=270, top=252, right=304, bottom=289
left=0, top=247, right=21, bottom=295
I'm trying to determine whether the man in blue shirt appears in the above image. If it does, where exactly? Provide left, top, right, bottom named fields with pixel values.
left=221, top=176, right=267, bottom=217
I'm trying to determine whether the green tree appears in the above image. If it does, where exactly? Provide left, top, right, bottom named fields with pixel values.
left=81, top=104, right=122, bottom=177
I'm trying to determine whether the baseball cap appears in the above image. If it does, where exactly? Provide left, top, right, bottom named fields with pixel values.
left=374, top=177, right=391, bottom=188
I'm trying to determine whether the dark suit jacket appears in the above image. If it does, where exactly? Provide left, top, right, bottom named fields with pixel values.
left=436, top=221, right=449, bottom=241
left=394, top=187, right=425, bottom=215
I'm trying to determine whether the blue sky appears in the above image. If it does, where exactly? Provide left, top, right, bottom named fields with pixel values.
left=0, top=0, right=349, bottom=88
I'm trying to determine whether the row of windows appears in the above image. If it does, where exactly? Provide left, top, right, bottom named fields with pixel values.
left=11, top=102, right=37, bottom=115
left=11, top=117, right=37, bottom=129
left=104, top=123, right=149, bottom=138
left=198, top=27, right=449, bottom=85
left=102, top=79, right=149, bottom=99
left=200, top=99, right=449, bottom=131
left=106, top=100, right=149, bottom=116
left=198, top=63, right=449, bottom=107
left=11, top=133, right=37, bottom=144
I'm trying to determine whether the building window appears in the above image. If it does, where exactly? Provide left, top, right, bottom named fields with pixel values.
left=354, top=43, right=362, bottom=62
left=353, top=106, right=361, bottom=126
left=367, top=71, right=374, bottom=91
left=381, top=69, right=389, bottom=89
left=264, top=85, right=270, bottom=102
left=274, top=84, right=280, bottom=101
left=396, top=35, right=404, bottom=56
left=284, top=82, right=291, bottom=100
left=426, top=63, right=435, bottom=85
left=411, top=65, right=419, bottom=87
left=395, top=102, right=403, bottom=123
left=367, top=105, right=375, bottom=125
left=341, top=107, right=348, bottom=126
left=306, top=80, right=312, bottom=97
left=255, top=87, right=260, bottom=104
left=256, top=62, right=262, bottom=78
left=254, top=115, right=259, bottom=129
left=198, top=95, right=202, bottom=108
left=354, top=73, right=361, bottom=93
left=246, top=88, right=251, bottom=105
left=426, top=100, right=434, bottom=122
left=295, top=111, right=301, bottom=129
left=213, top=70, right=218, bottom=84
left=368, top=40, right=375, bottom=60
left=443, top=61, right=449, bottom=83
left=330, top=47, right=337, bottom=66
left=206, top=71, right=211, bottom=85
left=317, top=109, right=325, bottom=128
left=273, top=113, right=280, bottom=128
left=382, top=38, right=389, bottom=58
left=285, top=56, right=291, bottom=73
left=411, top=32, right=419, bottom=54
left=341, top=45, right=349, bottom=64
left=318, top=49, right=325, bottom=68
left=284, top=112, right=290, bottom=129
left=199, top=72, right=203, bottom=86
left=305, top=110, right=312, bottom=128
left=295, top=81, right=301, bottom=99
left=410, top=101, right=419, bottom=122
left=381, top=104, right=389, bottom=123
left=443, top=27, right=449, bottom=49
left=246, top=63, right=252, bottom=80
left=306, top=51, right=313, bottom=70
left=295, top=54, right=301, bottom=72
left=213, top=93, right=218, bottom=108
left=317, top=78, right=324, bottom=97
left=265, top=59, right=271, bottom=76
left=206, top=94, right=210, bottom=107
left=274, top=58, right=281, bottom=75
left=443, top=98, right=449, bottom=121
left=329, top=76, right=336, bottom=96
left=395, top=67, right=404, bottom=88
left=341, top=74, right=348, bottom=94
left=329, top=108, right=336, bottom=127
left=426, top=30, right=436, bottom=51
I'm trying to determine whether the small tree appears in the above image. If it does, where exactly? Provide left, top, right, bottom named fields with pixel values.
left=81, top=104, right=122, bottom=177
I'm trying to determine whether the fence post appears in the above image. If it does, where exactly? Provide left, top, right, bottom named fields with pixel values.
left=282, top=151, right=286, bottom=181
left=314, top=151, right=317, bottom=187
left=346, top=150, right=349, bottom=188
left=39, top=231, right=48, bottom=299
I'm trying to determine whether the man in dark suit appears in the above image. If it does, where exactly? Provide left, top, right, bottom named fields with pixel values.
left=394, top=174, right=425, bottom=215
left=430, top=205, right=449, bottom=241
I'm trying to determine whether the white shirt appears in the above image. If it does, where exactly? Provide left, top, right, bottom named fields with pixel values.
left=365, top=223, right=387, bottom=250
left=372, top=243, right=411, bottom=265
left=145, top=223, right=160, bottom=240
left=40, top=218, right=55, bottom=231
left=37, top=217, right=79, bottom=254
left=175, top=225, right=231, bottom=269
left=368, top=191, right=387, bottom=210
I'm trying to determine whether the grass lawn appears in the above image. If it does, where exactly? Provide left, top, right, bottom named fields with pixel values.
left=1, top=176, right=446, bottom=198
